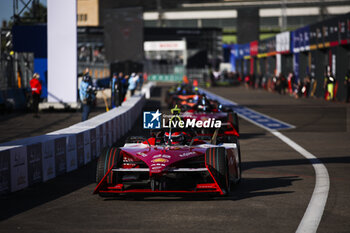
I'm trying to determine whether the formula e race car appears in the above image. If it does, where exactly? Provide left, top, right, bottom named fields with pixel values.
left=165, top=84, right=200, bottom=108
left=180, top=95, right=240, bottom=134
left=94, top=127, right=241, bottom=197
left=166, top=86, right=240, bottom=134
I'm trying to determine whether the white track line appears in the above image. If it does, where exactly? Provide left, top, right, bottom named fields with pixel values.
left=271, top=131, right=330, bottom=233
left=201, top=89, right=330, bottom=233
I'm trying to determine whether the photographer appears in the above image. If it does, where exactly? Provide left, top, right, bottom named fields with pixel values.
left=79, top=73, right=96, bottom=121
left=29, top=73, right=42, bottom=118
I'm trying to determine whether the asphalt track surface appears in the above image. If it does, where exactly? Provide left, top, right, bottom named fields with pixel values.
left=0, top=98, right=107, bottom=143
left=0, top=84, right=349, bottom=233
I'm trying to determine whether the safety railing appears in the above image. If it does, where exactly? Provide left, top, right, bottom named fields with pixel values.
left=0, top=82, right=155, bottom=194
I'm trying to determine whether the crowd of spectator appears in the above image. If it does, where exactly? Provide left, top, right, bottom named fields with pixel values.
left=78, top=68, right=145, bottom=121
left=110, top=72, right=144, bottom=108
left=209, top=67, right=350, bottom=102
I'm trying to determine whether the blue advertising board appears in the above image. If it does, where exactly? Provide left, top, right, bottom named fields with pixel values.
left=229, top=44, right=238, bottom=72
left=243, top=43, right=250, bottom=57
left=293, top=53, right=299, bottom=81
left=237, top=44, right=244, bottom=59
left=293, top=26, right=310, bottom=52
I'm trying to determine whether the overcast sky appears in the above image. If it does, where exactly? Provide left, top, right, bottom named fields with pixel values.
left=0, top=0, right=47, bottom=23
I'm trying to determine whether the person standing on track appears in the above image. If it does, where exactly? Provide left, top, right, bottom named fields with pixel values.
left=111, top=73, right=119, bottom=108
left=344, top=70, right=350, bottom=103
left=137, top=72, right=144, bottom=91
left=324, top=67, right=336, bottom=101
left=79, top=72, right=95, bottom=121
left=116, top=72, right=124, bottom=105
left=128, top=73, right=138, bottom=97
left=122, top=74, right=129, bottom=102
left=29, top=73, right=42, bottom=118
left=303, top=75, right=311, bottom=97
left=287, top=72, right=295, bottom=95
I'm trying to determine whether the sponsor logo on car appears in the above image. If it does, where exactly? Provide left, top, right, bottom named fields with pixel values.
left=179, top=151, right=197, bottom=157
left=137, top=152, right=148, bottom=157
left=123, top=157, right=134, bottom=163
left=151, top=158, right=169, bottom=163
left=153, top=154, right=171, bottom=159
left=151, top=163, right=166, bottom=167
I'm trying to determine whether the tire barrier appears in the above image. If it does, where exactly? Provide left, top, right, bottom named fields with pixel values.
left=0, top=82, right=155, bottom=194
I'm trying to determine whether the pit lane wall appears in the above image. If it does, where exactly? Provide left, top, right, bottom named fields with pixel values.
left=0, top=82, right=155, bottom=194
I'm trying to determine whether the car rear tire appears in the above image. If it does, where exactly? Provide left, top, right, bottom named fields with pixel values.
left=96, top=147, right=109, bottom=183
left=205, top=147, right=230, bottom=195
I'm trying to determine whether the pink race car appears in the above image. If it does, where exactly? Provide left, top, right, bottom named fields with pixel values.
left=94, top=128, right=241, bottom=197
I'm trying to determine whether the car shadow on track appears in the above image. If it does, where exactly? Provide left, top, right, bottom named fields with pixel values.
left=238, top=133, right=266, bottom=140
left=100, top=155, right=350, bottom=202
left=100, top=176, right=299, bottom=202
left=0, top=160, right=98, bottom=221
left=228, top=176, right=298, bottom=201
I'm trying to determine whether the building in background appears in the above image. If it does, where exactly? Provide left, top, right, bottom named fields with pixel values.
left=77, top=0, right=99, bottom=26
left=1, top=0, right=349, bottom=112
left=77, top=0, right=350, bottom=43
left=75, top=0, right=350, bottom=85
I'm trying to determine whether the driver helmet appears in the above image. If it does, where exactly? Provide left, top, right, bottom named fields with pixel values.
left=164, top=131, right=186, bottom=145
left=218, top=104, right=223, bottom=111
left=197, top=96, right=210, bottom=111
